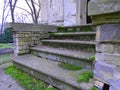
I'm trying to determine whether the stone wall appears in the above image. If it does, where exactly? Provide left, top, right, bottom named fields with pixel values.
left=88, top=0, right=120, bottom=90
left=13, top=31, right=49, bottom=56
left=95, top=24, right=120, bottom=90
left=5, top=23, right=57, bottom=56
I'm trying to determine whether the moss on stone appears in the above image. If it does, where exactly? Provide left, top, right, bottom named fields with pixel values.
left=89, top=55, right=95, bottom=61
left=80, top=26, right=93, bottom=32
left=76, top=71, right=93, bottom=83
left=58, top=63, right=82, bottom=71
left=92, top=12, right=120, bottom=25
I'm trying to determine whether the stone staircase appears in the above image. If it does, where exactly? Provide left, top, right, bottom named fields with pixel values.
left=13, top=26, right=96, bottom=90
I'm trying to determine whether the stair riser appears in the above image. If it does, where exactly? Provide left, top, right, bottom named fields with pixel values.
left=13, top=61, right=83, bottom=90
left=42, top=42, right=95, bottom=52
left=31, top=50, right=93, bottom=70
left=51, top=35, right=95, bottom=41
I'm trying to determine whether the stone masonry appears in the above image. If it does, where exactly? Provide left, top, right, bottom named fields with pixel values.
left=13, top=31, right=49, bottom=55
left=5, top=23, right=57, bottom=56
left=89, top=0, right=120, bottom=90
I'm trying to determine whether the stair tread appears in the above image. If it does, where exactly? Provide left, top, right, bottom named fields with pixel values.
left=41, top=40, right=96, bottom=45
left=53, top=32, right=96, bottom=36
left=14, top=54, right=93, bottom=89
left=31, top=46, right=95, bottom=60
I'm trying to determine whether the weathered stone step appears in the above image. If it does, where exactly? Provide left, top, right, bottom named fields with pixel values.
left=30, top=46, right=95, bottom=70
left=41, top=40, right=96, bottom=52
left=13, top=55, right=93, bottom=90
left=51, top=32, right=96, bottom=41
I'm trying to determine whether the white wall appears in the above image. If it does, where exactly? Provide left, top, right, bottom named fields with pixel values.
left=64, top=0, right=77, bottom=26
left=40, top=0, right=48, bottom=24
left=40, top=0, right=88, bottom=26
left=48, top=0, right=64, bottom=25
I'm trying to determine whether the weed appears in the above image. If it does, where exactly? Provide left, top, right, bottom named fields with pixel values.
left=5, top=65, right=57, bottom=90
left=76, top=71, right=93, bottom=83
left=89, top=56, right=95, bottom=61
left=91, top=86, right=98, bottom=90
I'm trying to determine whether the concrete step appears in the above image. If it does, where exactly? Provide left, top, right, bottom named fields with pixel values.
left=13, top=55, right=94, bottom=90
left=41, top=40, right=96, bottom=52
left=51, top=32, right=96, bottom=41
left=30, top=46, right=95, bottom=70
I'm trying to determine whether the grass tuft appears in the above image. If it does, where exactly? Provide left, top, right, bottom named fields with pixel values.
left=91, top=86, right=98, bottom=90
left=89, top=55, right=95, bottom=61
left=76, top=71, right=93, bottom=83
left=58, top=63, right=82, bottom=71
left=5, top=65, right=57, bottom=90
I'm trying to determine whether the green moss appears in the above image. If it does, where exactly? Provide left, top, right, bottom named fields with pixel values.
left=89, top=56, right=95, bottom=61
left=57, top=26, right=67, bottom=32
left=91, top=86, right=98, bottom=90
left=80, top=26, right=93, bottom=32
left=5, top=65, right=57, bottom=90
left=76, top=71, right=93, bottom=83
left=72, top=28, right=77, bottom=32
left=46, top=86, right=56, bottom=90
left=58, top=63, right=82, bottom=71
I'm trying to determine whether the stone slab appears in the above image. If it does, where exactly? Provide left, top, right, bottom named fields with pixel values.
left=96, top=53, right=120, bottom=66
left=96, top=24, right=120, bottom=42
left=88, top=0, right=120, bottom=16
left=94, top=61, right=120, bottom=90
left=5, top=23, right=57, bottom=32
left=91, top=12, right=120, bottom=24
left=31, top=46, right=95, bottom=61
left=13, top=54, right=93, bottom=90
left=41, top=40, right=96, bottom=45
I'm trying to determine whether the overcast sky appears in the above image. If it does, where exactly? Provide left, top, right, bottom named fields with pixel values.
left=0, top=0, right=33, bottom=24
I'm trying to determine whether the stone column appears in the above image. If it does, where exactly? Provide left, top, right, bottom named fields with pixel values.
left=76, top=0, right=88, bottom=25
left=88, top=0, right=120, bottom=90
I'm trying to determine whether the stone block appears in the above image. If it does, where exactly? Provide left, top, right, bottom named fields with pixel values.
left=96, top=24, right=120, bottom=42
left=96, top=53, right=120, bottom=66
left=91, top=12, right=120, bottom=24
left=94, top=61, right=120, bottom=90
left=116, top=44, right=120, bottom=54
left=96, top=43, right=115, bottom=53
left=88, top=0, right=120, bottom=16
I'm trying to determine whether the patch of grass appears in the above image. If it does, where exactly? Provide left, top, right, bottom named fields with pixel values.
left=89, top=56, right=95, bottom=61
left=58, top=63, right=82, bottom=71
left=0, top=54, right=13, bottom=64
left=46, top=86, right=56, bottom=90
left=0, top=43, right=13, bottom=49
left=76, top=71, right=93, bottom=83
left=91, top=86, right=98, bottom=90
left=5, top=65, right=57, bottom=90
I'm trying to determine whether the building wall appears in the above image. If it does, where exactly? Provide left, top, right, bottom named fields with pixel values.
left=40, top=0, right=88, bottom=26
left=48, top=0, right=64, bottom=25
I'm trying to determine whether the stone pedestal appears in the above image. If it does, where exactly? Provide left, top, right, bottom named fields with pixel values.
left=95, top=24, right=120, bottom=90
left=88, top=0, right=120, bottom=90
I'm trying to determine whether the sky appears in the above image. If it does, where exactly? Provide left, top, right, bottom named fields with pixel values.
left=0, top=0, right=34, bottom=24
